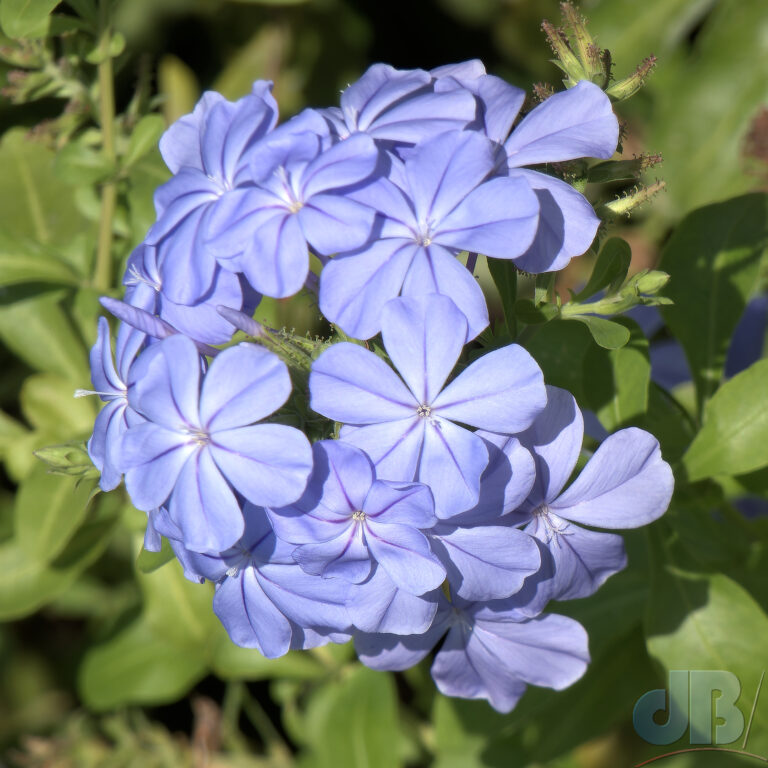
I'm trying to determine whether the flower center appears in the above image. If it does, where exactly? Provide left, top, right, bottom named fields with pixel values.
left=417, top=404, right=432, bottom=418
left=531, top=504, right=571, bottom=544
left=184, top=427, right=211, bottom=446
left=352, top=510, right=367, bottom=522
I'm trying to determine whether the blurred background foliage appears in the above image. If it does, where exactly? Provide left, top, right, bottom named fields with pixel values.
left=0, top=0, right=767, bottom=766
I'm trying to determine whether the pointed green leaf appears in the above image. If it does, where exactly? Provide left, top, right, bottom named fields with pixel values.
left=683, top=359, right=768, bottom=481
left=0, top=0, right=60, bottom=39
left=565, top=314, right=631, bottom=349
left=660, top=194, right=768, bottom=413
left=574, top=238, right=632, bottom=301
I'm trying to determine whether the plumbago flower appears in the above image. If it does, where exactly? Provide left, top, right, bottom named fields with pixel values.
left=122, top=244, right=260, bottom=345
left=356, top=592, right=590, bottom=714
left=120, top=334, right=312, bottom=553
left=310, top=293, right=546, bottom=517
left=80, top=317, right=145, bottom=491
left=269, top=440, right=445, bottom=634
left=146, top=83, right=278, bottom=305
left=79, top=59, right=675, bottom=716
left=319, top=129, right=540, bottom=340
left=507, top=385, right=674, bottom=603
left=205, top=129, right=381, bottom=298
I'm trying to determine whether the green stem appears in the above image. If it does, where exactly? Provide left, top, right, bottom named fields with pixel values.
left=240, top=684, right=293, bottom=764
left=94, top=0, right=116, bottom=293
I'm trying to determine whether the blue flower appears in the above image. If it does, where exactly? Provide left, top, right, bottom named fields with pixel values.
left=356, top=592, right=590, bottom=713
left=503, top=81, right=619, bottom=273
left=319, top=62, right=477, bottom=146
left=269, top=439, right=445, bottom=635
left=509, top=385, right=674, bottom=602
left=205, top=130, right=381, bottom=298
left=319, top=129, right=540, bottom=340
left=160, top=505, right=352, bottom=658
left=145, top=83, right=278, bottom=305
left=120, top=335, right=313, bottom=554
left=123, top=244, right=260, bottom=346
left=82, top=317, right=145, bottom=491
left=310, top=294, right=546, bottom=517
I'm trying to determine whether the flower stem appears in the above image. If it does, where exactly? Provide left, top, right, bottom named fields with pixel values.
left=94, top=0, right=116, bottom=293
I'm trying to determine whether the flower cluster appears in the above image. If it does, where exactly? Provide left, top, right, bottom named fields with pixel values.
left=84, top=61, right=673, bottom=712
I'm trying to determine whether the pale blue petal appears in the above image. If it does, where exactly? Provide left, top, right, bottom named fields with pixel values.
left=401, top=245, right=490, bottom=341
left=381, top=293, right=468, bottom=404
left=516, top=385, right=584, bottom=506
left=126, top=334, right=202, bottom=429
left=122, top=423, right=196, bottom=510
left=213, top=570, right=293, bottom=657
left=200, top=344, right=290, bottom=431
left=300, top=132, right=379, bottom=199
left=318, top=239, right=417, bottom=340
left=510, top=170, right=600, bottom=273
left=310, top=343, right=416, bottom=423
left=365, top=520, right=445, bottom=594
left=405, top=130, right=497, bottom=224
left=526, top=516, right=627, bottom=600
left=299, top=194, right=376, bottom=256
left=292, top=526, right=372, bottom=583
left=550, top=428, right=673, bottom=528
left=433, top=345, right=546, bottom=433
left=417, top=418, right=489, bottom=518
left=210, top=425, right=312, bottom=508
left=242, top=211, right=309, bottom=298
left=433, top=525, right=540, bottom=601
left=363, top=479, right=436, bottom=528
left=436, top=175, right=539, bottom=259
left=340, top=418, right=425, bottom=482
left=346, top=566, right=438, bottom=634
left=505, top=80, right=618, bottom=166
left=354, top=604, right=452, bottom=670
left=169, top=447, right=244, bottom=554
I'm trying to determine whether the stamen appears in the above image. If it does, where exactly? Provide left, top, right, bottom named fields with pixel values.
left=74, top=388, right=122, bottom=398
left=417, top=404, right=432, bottom=418
left=352, top=510, right=367, bottom=522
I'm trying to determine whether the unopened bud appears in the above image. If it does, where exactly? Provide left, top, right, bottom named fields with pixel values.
left=603, top=180, right=666, bottom=217
left=629, top=269, right=670, bottom=295
left=606, top=55, right=657, bottom=101
left=541, top=20, right=587, bottom=88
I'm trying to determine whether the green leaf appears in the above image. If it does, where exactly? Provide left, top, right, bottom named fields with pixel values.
left=78, top=556, right=214, bottom=709
left=135, top=539, right=175, bottom=576
left=514, top=298, right=559, bottom=325
left=0, top=291, right=89, bottom=381
left=573, top=238, right=632, bottom=301
left=0, top=247, right=81, bottom=288
left=638, top=383, right=696, bottom=464
left=0, top=0, right=60, bottom=39
left=524, top=320, right=595, bottom=404
left=660, top=194, right=768, bottom=412
left=0, top=500, right=118, bottom=620
left=646, top=566, right=768, bottom=755
left=78, top=619, right=209, bottom=711
left=299, top=665, right=402, bottom=768
left=0, top=129, right=90, bottom=246
left=14, top=463, right=95, bottom=563
left=565, top=314, right=631, bottom=349
left=122, top=114, right=165, bottom=169
left=21, top=373, right=96, bottom=434
left=586, top=318, right=650, bottom=431
left=54, top=141, right=115, bottom=186
left=487, top=258, right=517, bottom=338
left=645, top=0, right=768, bottom=220
left=683, top=359, right=768, bottom=481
